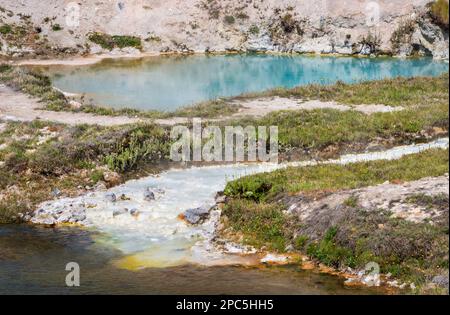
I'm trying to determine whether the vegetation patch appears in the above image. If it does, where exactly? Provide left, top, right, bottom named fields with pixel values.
left=235, top=73, right=449, bottom=108
left=0, top=66, right=68, bottom=110
left=0, top=120, right=171, bottom=223
left=88, top=32, right=142, bottom=50
left=224, top=15, right=235, bottom=24
left=225, top=148, right=449, bottom=201
left=222, top=148, right=449, bottom=292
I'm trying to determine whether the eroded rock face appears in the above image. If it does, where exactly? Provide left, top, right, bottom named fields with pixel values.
left=0, top=0, right=447, bottom=58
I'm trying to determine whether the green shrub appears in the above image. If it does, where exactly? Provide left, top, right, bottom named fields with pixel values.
left=104, top=125, right=170, bottom=172
left=88, top=32, right=142, bottom=50
left=249, top=25, right=260, bottom=35
left=224, top=177, right=274, bottom=202
left=430, top=0, right=449, bottom=27
left=307, top=227, right=356, bottom=268
left=88, top=32, right=115, bottom=50
left=0, top=24, right=12, bottom=35
left=111, top=35, right=142, bottom=49
left=51, top=23, right=62, bottom=31
left=222, top=199, right=291, bottom=252
left=0, top=63, right=12, bottom=73
left=224, top=15, right=235, bottom=24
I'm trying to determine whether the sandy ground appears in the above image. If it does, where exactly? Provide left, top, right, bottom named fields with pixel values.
left=1, top=86, right=404, bottom=126
left=230, top=97, right=403, bottom=117
left=14, top=52, right=162, bottom=67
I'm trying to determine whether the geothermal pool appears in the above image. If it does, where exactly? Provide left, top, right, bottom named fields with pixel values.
left=40, top=54, right=449, bottom=111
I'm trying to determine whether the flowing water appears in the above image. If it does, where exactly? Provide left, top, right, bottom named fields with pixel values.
left=40, top=54, right=449, bottom=111
left=1, top=140, right=447, bottom=294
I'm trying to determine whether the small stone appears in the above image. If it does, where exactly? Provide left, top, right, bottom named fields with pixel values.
left=181, top=206, right=211, bottom=224
left=215, top=195, right=227, bottom=204
left=432, top=275, right=449, bottom=289
left=144, top=190, right=155, bottom=201
left=113, top=208, right=128, bottom=217
left=105, top=192, right=117, bottom=202
left=51, top=188, right=61, bottom=197
left=94, top=182, right=107, bottom=191
left=69, top=100, right=82, bottom=109
left=284, top=244, right=294, bottom=252
left=129, top=208, right=140, bottom=217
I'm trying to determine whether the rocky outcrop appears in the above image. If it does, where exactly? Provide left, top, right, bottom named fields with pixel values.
left=285, top=175, right=449, bottom=225
left=0, top=0, right=448, bottom=59
left=180, top=205, right=213, bottom=225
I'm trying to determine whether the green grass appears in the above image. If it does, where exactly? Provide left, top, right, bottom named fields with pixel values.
left=226, top=101, right=447, bottom=151
left=225, top=148, right=449, bottom=202
left=222, top=200, right=291, bottom=251
left=235, top=74, right=449, bottom=107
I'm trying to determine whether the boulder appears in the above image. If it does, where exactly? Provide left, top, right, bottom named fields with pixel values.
left=180, top=206, right=211, bottom=224
left=144, top=190, right=155, bottom=201
left=129, top=208, right=140, bottom=217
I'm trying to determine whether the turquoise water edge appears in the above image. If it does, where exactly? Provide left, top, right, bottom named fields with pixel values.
left=43, top=54, right=449, bottom=111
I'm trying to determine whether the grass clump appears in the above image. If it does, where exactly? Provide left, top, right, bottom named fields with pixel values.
left=51, top=23, right=62, bottom=31
left=248, top=25, right=260, bottom=35
left=104, top=124, right=171, bottom=172
left=173, top=99, right=241, bottom=118
left=88, top=32, right=142, bottom=50
left=224, top=15, right=235, bottom=24
left=0, top=24, right=12, bottom=35
left=222, top=199, right=294, bottom=252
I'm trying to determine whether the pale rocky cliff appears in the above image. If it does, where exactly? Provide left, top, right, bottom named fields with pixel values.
left=0, top=0, right=448, bottom=59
